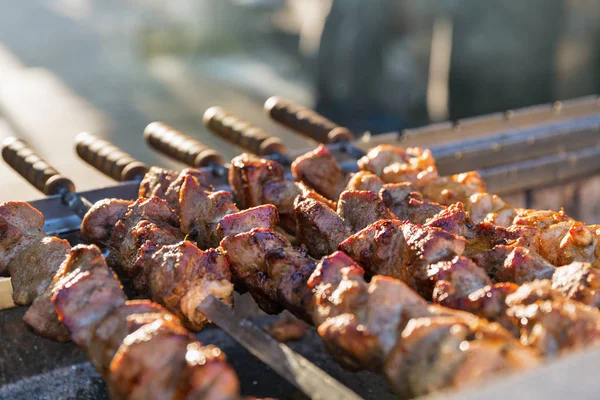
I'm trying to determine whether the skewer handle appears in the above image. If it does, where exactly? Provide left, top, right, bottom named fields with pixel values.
left=2, top=137, right=75, bottom=195
left=144, top=122, right=224, bottom=167
left=264, top=96, right=354, bottom=144
left=203, top=107, right=287, bottom=156
left=75, top=132, right=149, bottom=181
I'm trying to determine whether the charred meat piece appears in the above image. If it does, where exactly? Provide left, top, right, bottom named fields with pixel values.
left=294, top=197, right=352, bottom=259
left=473, top=245, right=556, bottom=284
left=337, top=190, right=394, bottom=232
left=340, top=219, right=466, bottom=296
left=106, top=197, right=184, bottom=290
left=506, top=280, right=600, bottom=356
left=179, top=174, right=238, bottom=248
left=380, top=185, right=445, bottom=224
left=0, top=201, right=45, bottom=276
left=345, top=170, right=384, bottom=194
left=229, top=153, right=285, bottom=209
left=81, top=198, right=133, bottom=244
left=291, top=145, right=350, bottom=201
left=138, top=166, right=180, bottom=200
left=217, top=204, right=279, bottom=240
left=53, top=245, right=127, bottom=348
left=142, top=241, right=234, bottom=331
left=551, top=262, right=600, bottom=308
left=221, top=228, right=316, bottom=317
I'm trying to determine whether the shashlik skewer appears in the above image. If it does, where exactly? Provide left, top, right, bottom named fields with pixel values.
left=220, top=227, right=541, bottom=398
left=51, top=243, right=241, bottom=399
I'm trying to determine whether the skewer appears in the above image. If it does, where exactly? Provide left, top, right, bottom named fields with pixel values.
left=264, top=96, right=366, bottom=158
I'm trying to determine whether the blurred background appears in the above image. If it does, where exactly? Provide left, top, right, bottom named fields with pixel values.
left=1, top=0, right=599, bottom=200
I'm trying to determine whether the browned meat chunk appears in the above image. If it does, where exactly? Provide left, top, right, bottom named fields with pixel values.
left=506, top=280, right=600, bottom=356
left=221, top=228, right=316, bottom=318
left=53, top=245, right=127, bottom=348
left=473, top=245, right=555, bottom=284
left=357, top=145, right=411, bottom=176
left=138, top=166, right=179, bottom=200
left=345, top=171, right=384, bottom=193
left=291, top=145, right=350, bottom=200
left=179, top=174, right=238, bottom=248
left=294, top=197, right=352, bottom=258
left=340, top=219, right=466, bottom=297
left=81, top=198, right=133, bottom=244
left=107, top=197, right=183, bottom=290
left=229, top=153, right=285, bottom=209
left=217, top=204, right=279, bottom=240
left=141, top=241, right=233, bottom=330
left=0, top=201, right=45, bottom=276
left=337, top=190, right=394, bottom=232
left=379, top=184, right=444, bottom=224
left=87, top=300, right=172, bottom=376
left=429, top=256, right=492, bottom=304
left=10, top=236, right=70, bottom=305
left=552, top=262, right=600, bottom=308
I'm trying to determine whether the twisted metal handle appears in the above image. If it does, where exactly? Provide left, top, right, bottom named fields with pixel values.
left=2, top=137, right=75, bottom=195
left=75, top=132, right=149, bottom=181
left=203, top=106, right=287, bottom=156
left=144, top=122, right=224, bottom=167
left=264, top=96, right=354, bottom=143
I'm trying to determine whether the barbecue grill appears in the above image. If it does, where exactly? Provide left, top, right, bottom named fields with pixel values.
left=2, top=95, right=600, bottom=400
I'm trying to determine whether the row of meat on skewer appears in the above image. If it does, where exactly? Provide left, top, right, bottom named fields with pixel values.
left=2, top=115, right=600, bottom=399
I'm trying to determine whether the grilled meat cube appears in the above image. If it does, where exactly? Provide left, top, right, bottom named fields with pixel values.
left=221, top=228, right=291, bottom=314
left=337, top=190, right=394, bottom=232
left=109, top=317, right=238, bottom=400
left=163, top=168, right=213, bottom=213
left=294, top=197, right=352, bottom=258
left=138, top=166, right=180, bottom=200
left=339, top=219, right=466, bottom=296
left=384, top=312, right=538, bottom=399
left=434, top=282, right=520, bottom=334
left=429, top=257, right=492, bottom=303
left=0, top=201, right=45, bottom=276
left=229, top=153, right=285, bottom=209
left=380, top=184, right=445, bottom=224
left=81, top=198, right=133, bottom=244
left=539, top=221, right=600, bottom=267
left=179, top=174, right=238, bottom=248
left=513, top=208, right=573, bottom=229
left=345, top=171, right=384, bottom=193
left=87, top=300, right=173, bottom=376
left=358, top=145, right=412, bottom=176
left=217, top=204, right=279, bottom=239
left=421, top=171, right=487, bottom=205
left=467, top=192, right=516, bottom=227
left=107, top=197, right=183, bottom=289
left=10, top=236, right=70, bottom=305
left=221, top=228, right=316, bottom=319
left=477, top=245, right=555, bottom=284
left=53, top=245, right=127, bottom=348
left=140, top=241, right=233, bottom=331
left=358, top=146, right=438, bottom=187
left=291, top=145, right=350, bottom=201
left=551, top=262, right=600, bottom=308
left=506, top=280, right=600, bottom=356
